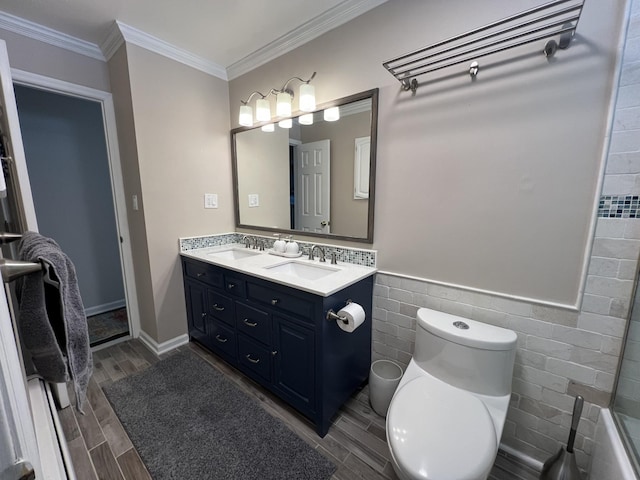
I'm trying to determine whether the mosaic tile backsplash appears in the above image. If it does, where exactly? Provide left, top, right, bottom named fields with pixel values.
left=598, top=195, right=640, bottom=218
left=179, top=233, right=377, bottom=267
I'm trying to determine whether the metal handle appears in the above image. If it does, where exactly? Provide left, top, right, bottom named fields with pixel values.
left=271, top=350, right=278, bottom=356
left=212, top=304, right=225, bottom=311
left=245, top=354, right=260, bottom=364
left=201, top=312, right=207, bottom=318
left=228, top=283, right=235, bottom=289
left=243, top=318, right=258, bottom=327
left=0, top=259, right=43, bottom=283
left=215, top=335, right=228, bottom=343
left=566, top=395, right=584, bottom=453
left=321, top=220, right=329, bottom=227
left=196, top=272, right=206, bottom=278
left=271, top=299, right=279, bottom=305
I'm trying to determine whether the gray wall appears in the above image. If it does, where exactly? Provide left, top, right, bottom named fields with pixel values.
left=14, top=85, right=125, bottom=312
left=229, top=0, right=624, bottom=307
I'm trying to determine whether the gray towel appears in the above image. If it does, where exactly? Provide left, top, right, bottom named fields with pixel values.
left=17, top=231, right=92, bottom=412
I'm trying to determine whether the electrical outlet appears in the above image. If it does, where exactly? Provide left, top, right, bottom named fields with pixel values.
left=204, top=193, right=218, bottom=209
left=248, top=194, right=259, bottom=207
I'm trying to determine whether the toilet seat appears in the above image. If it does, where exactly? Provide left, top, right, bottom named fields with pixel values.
left=387, top=376, right=497, bottom=480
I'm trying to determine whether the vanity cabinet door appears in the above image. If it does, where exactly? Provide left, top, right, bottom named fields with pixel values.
left=272, top=315, right=315, bottom=415
left=185, top=280, right=208, bottom=345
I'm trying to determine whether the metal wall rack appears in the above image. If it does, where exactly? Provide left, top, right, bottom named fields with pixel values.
left=383, top=0, right=585, bottom=94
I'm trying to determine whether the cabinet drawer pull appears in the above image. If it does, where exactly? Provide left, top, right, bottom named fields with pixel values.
left=228, top=283, right=235, bottom=289
left=212, top=304, right=225, bottom=311
left=201, top=312, right=207, bottom=318
left=215, top=335, right=228, bottom=343
left=245, top=354, right=260, bottom=364
left=271, top=350, right=278, bottom=356
left=243, top=318, right=258, bottom=327
left=196, top=272, right=206, bottom=278
left=271, top=298, right=280, bottom=305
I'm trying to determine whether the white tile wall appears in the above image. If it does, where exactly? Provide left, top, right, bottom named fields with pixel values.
left=372, top=2, right=640, bottom=471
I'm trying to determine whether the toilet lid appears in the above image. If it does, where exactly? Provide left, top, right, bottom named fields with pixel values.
left=387, top=376, right=497, bottom=480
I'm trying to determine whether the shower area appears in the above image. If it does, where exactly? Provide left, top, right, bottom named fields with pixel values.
left=611, top=276, right=640, bottom=476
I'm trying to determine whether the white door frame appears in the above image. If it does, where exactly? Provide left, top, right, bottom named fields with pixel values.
left=10, top=68, right=141, bottom=339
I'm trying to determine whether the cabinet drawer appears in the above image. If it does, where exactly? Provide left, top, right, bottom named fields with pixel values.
left=224, top=274, right=246, bottom=298
left=236, top=302, right=270, bottom=344
left=238, top=336, right=272, bottom=383
left=207, top=290, right=234, bottom=325
left=208, top=321, right=237, bottom=360
left=246, top=282, right=314, bottom=322
left=184, top=260, right=223, bottom=288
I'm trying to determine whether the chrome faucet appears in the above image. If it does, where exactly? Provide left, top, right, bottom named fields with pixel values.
left=308, top=245, right=326, bottom=262
left=242, top=235, right=256, bottom=249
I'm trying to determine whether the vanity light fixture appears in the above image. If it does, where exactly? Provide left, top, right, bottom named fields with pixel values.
left=278, top=118, right=293, bottom=129
left=238, top=72, right=317, bottom=127
left=324, top=106, right=340, bottom=122
left=261, top=123, right=275, bottom=132
left=299, top=113, right=314, bottom=125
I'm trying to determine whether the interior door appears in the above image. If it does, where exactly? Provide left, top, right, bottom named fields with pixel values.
left=294, top=140, right=330, bottom=233
left=0, top=39, right=41, bottom=480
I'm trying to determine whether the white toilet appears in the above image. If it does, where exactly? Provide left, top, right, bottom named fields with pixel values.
left=386, top=307, right=517, bottom=480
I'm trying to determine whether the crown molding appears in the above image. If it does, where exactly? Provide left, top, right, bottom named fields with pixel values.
left=113, top=21, right=227, bottom=80
left=0, top=11, right=105, bottom=61
left=100, top=21, right=125, bottom=61
left=227, top=0, right=387, bottom=80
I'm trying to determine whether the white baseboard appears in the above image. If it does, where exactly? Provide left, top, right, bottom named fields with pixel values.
left=85, top=299, right=126, bottom=317
left=138, top=330, right=189, bottom=356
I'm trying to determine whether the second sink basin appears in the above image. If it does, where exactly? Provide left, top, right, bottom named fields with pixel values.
left=208, top=247, right=261, bottom=260
left=264, top=260, right=339, bottom=280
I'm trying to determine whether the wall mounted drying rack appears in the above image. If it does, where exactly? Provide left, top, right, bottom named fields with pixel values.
left=382, top=0, right=585, bottom=94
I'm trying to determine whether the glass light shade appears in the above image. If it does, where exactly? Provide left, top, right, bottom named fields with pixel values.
left=298, top=113, right=314, bottom=125
left=239, top=104, right=253, bottom=127
left=256, top=98, right=271, bottom=122
left=276, top=92, right=292, bottom=117
left=299, top=83, right=316, bottom=112
left=261, top=123, right=275, bottom=132
left=278, top=118, right=292, bottom=129
left=323, top=106, right=340, bottom=122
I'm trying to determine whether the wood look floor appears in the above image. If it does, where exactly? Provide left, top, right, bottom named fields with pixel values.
left=58, top=339, right=538, bottom=480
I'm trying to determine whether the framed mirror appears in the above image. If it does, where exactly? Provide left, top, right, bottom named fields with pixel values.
left=231, top=89, right=378, bottom=243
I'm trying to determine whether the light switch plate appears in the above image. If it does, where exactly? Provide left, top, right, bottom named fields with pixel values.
left=204, top=193, right=218, bottom=209
left=248, top=194, right=259, bottom=207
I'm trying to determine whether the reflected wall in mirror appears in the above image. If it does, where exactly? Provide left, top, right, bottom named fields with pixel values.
left=232, top=89, right=378, bottom=243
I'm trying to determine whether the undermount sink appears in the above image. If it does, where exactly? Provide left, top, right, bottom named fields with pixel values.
left=207, top=247, right=261, bottom=260
left=264, top=261, right=339, bottom=280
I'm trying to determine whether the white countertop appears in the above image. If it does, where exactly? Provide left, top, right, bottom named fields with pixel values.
left=180, top=243, right=377, bottom=297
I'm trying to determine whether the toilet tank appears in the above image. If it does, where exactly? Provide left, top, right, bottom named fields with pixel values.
left=414, top=308, right=517, bottom=396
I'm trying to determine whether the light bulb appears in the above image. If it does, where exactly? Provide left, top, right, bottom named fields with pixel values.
left=298, top=113, right=314, bottom=125
left=278, top=118, right=292, bottom=129
left=323, top=106, right=340, bottom=122
left=276, top=92, right=292, bottom=117
left=256, top=98, right=271, bottom=122
left=239, top=104, right=253, bottom=127
left=261, top=123, right=275, bottom=132
left=299, top=83, right=316, bottom=112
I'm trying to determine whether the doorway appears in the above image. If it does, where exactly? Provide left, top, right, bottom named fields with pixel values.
left=13, top=85, right=129, bottom=346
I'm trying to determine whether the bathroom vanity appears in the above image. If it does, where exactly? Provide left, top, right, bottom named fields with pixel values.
left=180, top=244, right=375, bottom=436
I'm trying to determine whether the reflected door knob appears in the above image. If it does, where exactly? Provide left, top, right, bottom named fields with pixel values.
left=321, top=221, right=329, bottom=227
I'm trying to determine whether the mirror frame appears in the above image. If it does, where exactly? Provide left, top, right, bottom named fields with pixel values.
left=231, top=88, right=378, bottom=244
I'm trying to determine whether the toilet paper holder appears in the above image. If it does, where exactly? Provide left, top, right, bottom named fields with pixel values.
left=326, top=299, right=353, bottom=324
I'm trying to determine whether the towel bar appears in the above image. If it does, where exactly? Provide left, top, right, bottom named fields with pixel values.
left=0, top=258, right=43, bottom=283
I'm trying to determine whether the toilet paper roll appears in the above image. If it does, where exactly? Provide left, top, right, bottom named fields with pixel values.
left=336, top=302, right=365, bottom=333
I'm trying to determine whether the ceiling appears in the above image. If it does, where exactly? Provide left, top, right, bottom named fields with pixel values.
left=0, top=0, right=385, bottom=75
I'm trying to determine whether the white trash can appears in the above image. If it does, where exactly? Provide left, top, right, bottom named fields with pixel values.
left=369, top=359, right=403, bottom=417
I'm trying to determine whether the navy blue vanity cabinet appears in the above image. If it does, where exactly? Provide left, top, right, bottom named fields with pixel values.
left=180, top=256, right=373, bottom=437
